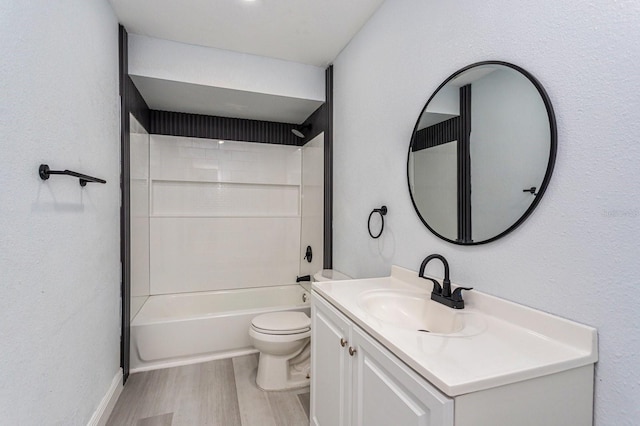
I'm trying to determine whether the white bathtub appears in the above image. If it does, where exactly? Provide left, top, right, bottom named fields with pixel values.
left=131, top=285, right=310, bottom=372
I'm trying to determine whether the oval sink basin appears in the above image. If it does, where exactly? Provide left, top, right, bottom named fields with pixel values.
left=357, top=289, right=477, bottom=335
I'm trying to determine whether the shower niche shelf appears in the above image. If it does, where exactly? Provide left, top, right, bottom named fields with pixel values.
left=150, top=179, right=301, bottom=218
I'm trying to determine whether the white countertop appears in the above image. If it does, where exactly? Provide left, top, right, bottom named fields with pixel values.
left=312, top=265, right=598, bottom=397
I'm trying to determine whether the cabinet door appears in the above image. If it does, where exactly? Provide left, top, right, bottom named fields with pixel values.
left=311, top=296, right=352, bottom=426
left=351, top=327, right=454, bottom=426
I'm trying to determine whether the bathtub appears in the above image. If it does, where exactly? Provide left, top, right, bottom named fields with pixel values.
left=130, top=285, right=310, bottom=372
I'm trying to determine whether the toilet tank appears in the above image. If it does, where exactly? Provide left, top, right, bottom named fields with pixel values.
left=313, top=269, right=351, bottom=282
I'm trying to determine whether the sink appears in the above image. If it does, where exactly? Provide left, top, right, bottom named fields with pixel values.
left=313, top=265, right=598, bottom=398
left=357, top=289, right=478, bottom=335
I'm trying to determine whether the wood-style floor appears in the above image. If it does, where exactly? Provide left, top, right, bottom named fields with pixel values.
left=107, top=354, right=310, bottom=426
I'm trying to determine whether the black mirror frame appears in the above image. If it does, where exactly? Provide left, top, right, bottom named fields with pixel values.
left=407, top=60, right=558, bottom=245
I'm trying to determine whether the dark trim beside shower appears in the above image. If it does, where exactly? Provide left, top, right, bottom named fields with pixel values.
left=457, top=84, right=472, bottom=243
left=119, top=25, right=151, bottom=383
left=323, top=66, right=333, bottom=269
left=149, top=110, right=302, bottom=146
left=118, top=24, right=131, bottom=384
left=127, top=77, right=150, bottom=130
left=299, top=104, right=326, bottom=144
left=411, top=117, right=460, bottom=152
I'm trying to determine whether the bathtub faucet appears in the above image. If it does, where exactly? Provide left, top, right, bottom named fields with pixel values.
left=296, top=275, right=311, bottom=282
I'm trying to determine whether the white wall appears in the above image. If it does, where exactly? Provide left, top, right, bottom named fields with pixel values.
left=0, top=1, right=121, bottom=425
left=332, top=1, right=640, bottom=424
left=128, top=34, right=325, bottom=102
left=149, top=135, right=302, bottom=294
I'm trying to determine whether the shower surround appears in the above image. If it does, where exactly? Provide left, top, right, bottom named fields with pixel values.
left=130, top=134, right=323, bottom=370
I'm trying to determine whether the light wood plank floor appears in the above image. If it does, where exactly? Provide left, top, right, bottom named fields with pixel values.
left=107, top=354, right=310, bottom=426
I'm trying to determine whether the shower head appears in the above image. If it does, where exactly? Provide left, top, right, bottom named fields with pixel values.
left=291, top=124, right=311, bottom=138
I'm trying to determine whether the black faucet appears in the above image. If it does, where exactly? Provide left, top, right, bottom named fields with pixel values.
left=418, top=254, right=472, bottom=309
left=296, top=275, right=311, bottom=283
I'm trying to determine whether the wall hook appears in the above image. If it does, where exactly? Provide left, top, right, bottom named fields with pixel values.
left=368, top=205, right=388, bottom=239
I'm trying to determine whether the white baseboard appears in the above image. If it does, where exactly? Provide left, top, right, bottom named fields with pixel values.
left=87, top=368, right=123, bottom=426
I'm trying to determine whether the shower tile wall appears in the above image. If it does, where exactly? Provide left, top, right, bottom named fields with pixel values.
left=131, top=115, right=150, bottom=317
left=149, top=135, right=302, bottom=295
left=298, top=134, right=324, bottom=279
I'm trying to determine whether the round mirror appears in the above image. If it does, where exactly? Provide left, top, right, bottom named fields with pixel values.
left=407, top=61, right=557, bottom=245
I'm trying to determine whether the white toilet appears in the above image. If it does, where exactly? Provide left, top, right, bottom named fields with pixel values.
left=249, top=311, right=312, bottom=391
left=249, top=269, right=351, bottom=391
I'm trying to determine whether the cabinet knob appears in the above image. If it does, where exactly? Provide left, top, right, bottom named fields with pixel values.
left=340, top=338, right=348, bottom=347
left=348, top=347, right=357, bottom=356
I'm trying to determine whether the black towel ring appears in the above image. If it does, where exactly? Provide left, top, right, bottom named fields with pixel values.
left=368, top=206, right=388, bottom=239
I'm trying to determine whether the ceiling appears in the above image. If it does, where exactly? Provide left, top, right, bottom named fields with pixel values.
left=109, top=0, right=386, bottom=67
left=110, top=0, right=385, bottom=123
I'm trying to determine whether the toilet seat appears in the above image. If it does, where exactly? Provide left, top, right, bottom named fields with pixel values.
left=251, top=312, right=310, bottom=335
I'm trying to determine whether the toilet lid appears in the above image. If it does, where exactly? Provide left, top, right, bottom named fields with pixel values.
left=251, top=312, right=311, bottom=335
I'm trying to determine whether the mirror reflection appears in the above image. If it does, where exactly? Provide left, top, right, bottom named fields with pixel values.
left=408, top=62, right=556, bottom=244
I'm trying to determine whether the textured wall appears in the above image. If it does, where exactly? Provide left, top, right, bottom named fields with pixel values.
left=332, top=1, right=640, bottom=424
left=0, top=1, right=121, bottom=424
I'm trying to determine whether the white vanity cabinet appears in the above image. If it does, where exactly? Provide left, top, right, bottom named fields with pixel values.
left=310, top=293, right=352, bottom=426
left=311, top=294, right=454, bottom=426
left=311, top=284, right=595, bottom=426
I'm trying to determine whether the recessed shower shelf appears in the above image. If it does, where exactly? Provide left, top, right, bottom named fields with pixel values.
left=150, top=179, right=301, bottom=218
left=150, top=178, right=301, bottom=187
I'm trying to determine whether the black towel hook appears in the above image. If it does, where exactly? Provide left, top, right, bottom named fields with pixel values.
left=368, top=205, right=388, bottom=239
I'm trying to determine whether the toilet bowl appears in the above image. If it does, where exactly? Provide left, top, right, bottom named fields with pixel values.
left=249, top=270, right=351, bottom=391
left=249, top=311, right=311, bottom=391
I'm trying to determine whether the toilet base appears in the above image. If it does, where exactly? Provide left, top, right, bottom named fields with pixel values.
left=255, top=341, right=310, bottom=391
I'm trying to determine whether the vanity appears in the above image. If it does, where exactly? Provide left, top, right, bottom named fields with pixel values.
left=310, top=266, right=597, bottom=426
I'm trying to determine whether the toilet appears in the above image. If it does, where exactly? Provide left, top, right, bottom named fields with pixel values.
left=249, top=311, right=312, bottom=391
left=249, top=269, right=351, bottom=391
